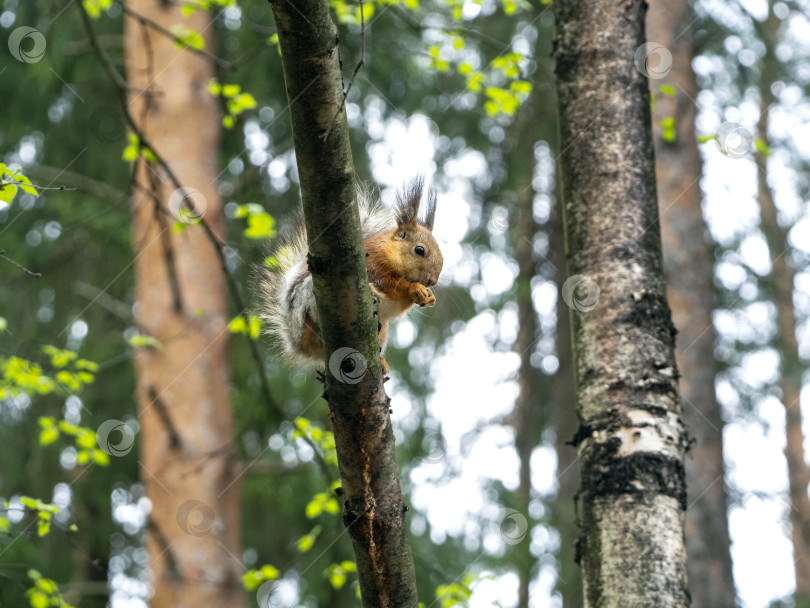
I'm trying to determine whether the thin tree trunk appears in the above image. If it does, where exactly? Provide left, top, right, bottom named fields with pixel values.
left=553, top=1, right=689, bottom=605
left=756, top=2, right=810, bottom=597
left=510, top=118, right=543, bottom=608
left=551, top=202, right=584, bottom=608
left=647, top=2, right=736, bottom=606
left=124, top=2, right=243, bottom=606
left=269, top=1, right=418, bottom=606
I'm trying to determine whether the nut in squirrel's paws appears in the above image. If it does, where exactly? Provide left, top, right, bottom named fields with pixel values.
left=410, top=283, right=436, bottom=308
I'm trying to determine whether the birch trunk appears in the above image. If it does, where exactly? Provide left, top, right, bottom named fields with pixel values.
left=124, top=1, right=243, bottom=606
left=647, top=1, right=736, bottom=605
left=269, top=0, right=418, bottom=605
left=553, top=1, right=689, bottom=605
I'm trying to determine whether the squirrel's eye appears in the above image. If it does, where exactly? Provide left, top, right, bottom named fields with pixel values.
left=414, top=245, right=425, bottom=257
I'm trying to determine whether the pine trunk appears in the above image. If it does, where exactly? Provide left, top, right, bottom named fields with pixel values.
left=647, top=1, right=736, bottom=606
left=124, top=2, right=243, bottom=606
left=269, top=0, right=418, bottom=605
left=553, top=1, right=690, bottom=605
left=757, top=3, right=810, bottom=597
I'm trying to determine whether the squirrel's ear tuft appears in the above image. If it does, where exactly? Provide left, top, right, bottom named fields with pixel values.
left=424, top=186, right=437, bottom=231
left=395, top=175, right=425, bottom=228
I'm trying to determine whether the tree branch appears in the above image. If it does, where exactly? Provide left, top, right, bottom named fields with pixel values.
left=269, top=0, right=418, bottom=605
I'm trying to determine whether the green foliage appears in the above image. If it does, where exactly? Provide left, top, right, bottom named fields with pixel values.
left=0, top=163, right=38, bottom=205
left=305, top=491, right=341, bottom=519
left=324, top=561, right=357, bottom=589
left=180, top=0, right=237, bottom=17
left=208, top=80, right=258, bottom=128
left=293, top=417, right=338, bottom=466
left=435, top=572, right=480, bottom=607
left=233, top=203, right=277, bottom=239
left=82, top=0, right=112, bottom=19
left=662, top=116, right=677, bottom=142
left=755, top=138, right=771, bottom=156
left=659, top=83, right=677, bottom=97
left=4, top=497, right=59, bottom=538
left=127, top=334, right=163, bottom=350
left=0, top=347, right=97, bottom=400
left=26, top=570, right=75, bottom=608
left=228, top=314, right=262, bottom=340
left=37, top=417, right=110, bottom=466
left=242, top=563, right=281, bottom=590
left=122, top=133, right=158, bottom=163
left=296, top=524, right=322, bottom=553
left=170, top=25, right=206, bottom=51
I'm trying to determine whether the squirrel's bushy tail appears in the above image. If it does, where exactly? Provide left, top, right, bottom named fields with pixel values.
left=257, top=185, right=395, bottom=367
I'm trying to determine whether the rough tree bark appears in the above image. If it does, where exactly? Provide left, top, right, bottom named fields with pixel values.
left=268, top=0, right=418, bottom=606
left=553, top=1, right=690, bottom=606
left=756, top=1, right=810, bottom=598
left=647, top=1, right=736, bottom=606
left=124, top=1, right=243, bottom=606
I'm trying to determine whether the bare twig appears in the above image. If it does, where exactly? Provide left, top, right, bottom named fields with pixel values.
left=322, top=0, right=366, bottom=141
left=0, top=251, right=41, bottom=277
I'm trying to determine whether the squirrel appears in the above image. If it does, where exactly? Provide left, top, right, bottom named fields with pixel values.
left=259, top=176, right=443, bottom=376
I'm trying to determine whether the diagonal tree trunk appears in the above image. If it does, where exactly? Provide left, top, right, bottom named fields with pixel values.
left=755, top=2, right=810, bottom=598
left=269, top=0, right=418, bottom=605
left=647, top=2, right=736, bottom=606
left=553, top=1, right=689, bottom=605
left=124, top=2, right=243, bottom=606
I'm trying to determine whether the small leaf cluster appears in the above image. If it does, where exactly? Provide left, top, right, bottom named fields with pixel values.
left=82, top=0, right=112, bottom=19
left=228, top=315, right=262, bottom=340
left=122, top=133, right=158, bottom=163
left=324, top=561, right=357, bottom=589
left=233, top=203, right=277, bottom=239
left=427, top=39, right=532, bottom=118
left=208, top=80, right=258, bottom=128
left=26, top=569, right=75, bottom=608
left=0, top=346, right=97, bottom=400
left=0, top=163, right=38, bottom=205
left=170, top=24, right=206, bottom=51
left=435, top=571, right=479, bottom=607
left=242, top=563, right=280, bottom=590
left=3, top=497, right=59, bottom=538
left=293, top=417, right=338, bottom=466
left=180, top=0, right=237, bottom=17
left=38, top=417, right=110, bottom=466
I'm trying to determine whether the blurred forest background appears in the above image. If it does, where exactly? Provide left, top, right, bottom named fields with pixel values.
left=1, top=0, right=810, bottom=606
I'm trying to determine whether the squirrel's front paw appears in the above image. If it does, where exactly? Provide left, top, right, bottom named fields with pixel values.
left=409, top=283, right=436, bottom=308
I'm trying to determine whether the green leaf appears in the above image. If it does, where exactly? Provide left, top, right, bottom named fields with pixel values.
left=128, top=335, right=163, bottom=350
left=659, top=83, right=677, bottom=96
left=39, top=426, right=60, bottom=446
left=37, top=519, right=50, bottom=537
left=755, top=138, right=771, bottom=156
left=170, top=25, right=206, bottom=51
left=260, top=564, right=280, bottom=580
